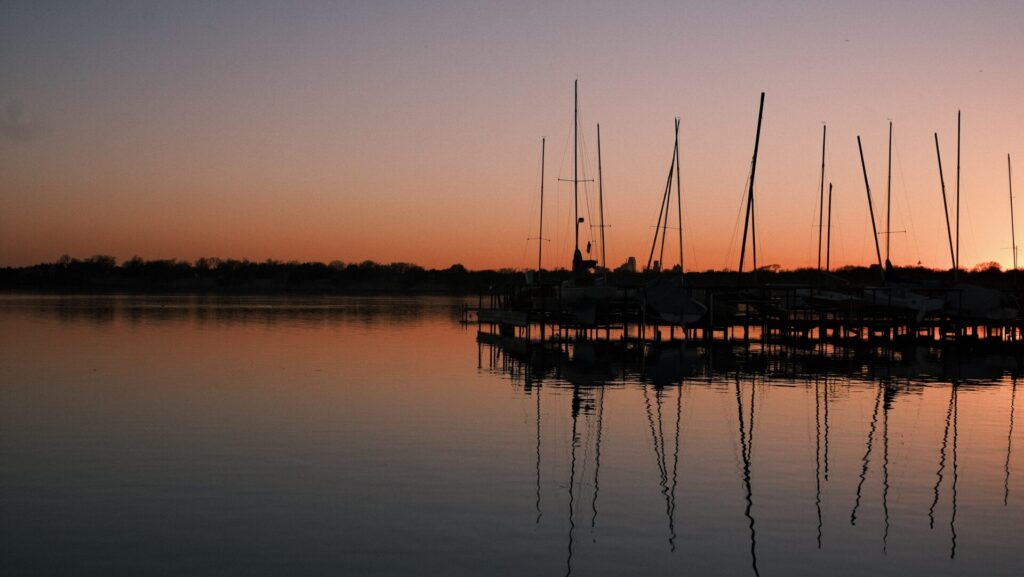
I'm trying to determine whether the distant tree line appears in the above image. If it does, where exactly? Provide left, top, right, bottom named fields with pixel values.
left=0, top=254, right=1019, bottom=294
left=0, top=255, right=550, bottom=294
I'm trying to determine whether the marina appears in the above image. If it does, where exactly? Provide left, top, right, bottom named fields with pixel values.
left=469, top=84, right=1022, bottom=356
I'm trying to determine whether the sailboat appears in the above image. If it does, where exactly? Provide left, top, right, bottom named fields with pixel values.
left=858, top=124, right=943, bottom=321
left=934, top=116, right=1019, bottom=321
left=797, top=125, right=860, bottom=309
left=557, top=81, right=623, bottom=322
left=643, top=116, right=707, bottom=325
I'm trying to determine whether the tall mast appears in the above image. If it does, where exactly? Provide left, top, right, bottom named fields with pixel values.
left=573, top=80, right=580, bottom=255
left=886, top=121, right=892, bottom=268
left=597, top=124, right=606, bottom=270
left=934, top=133, right=956, bottom=270
left=826, top=183, right=833, bottom=272
left=1010, top=154, right=1018, bottom=279
left=675, top=118, right=684, bottom=274
left=955, top=111, right=961, bottom=281
left=817, top=124, right=826, bottom=273
left=857, top=136, right=885, bottom=283
left=738, top=92, right=765, bottom=282
left=538, top=137, right=546, bottom=272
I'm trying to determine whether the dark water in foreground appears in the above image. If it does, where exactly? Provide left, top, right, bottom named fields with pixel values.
left=1, top=295, right=1022, bottom=576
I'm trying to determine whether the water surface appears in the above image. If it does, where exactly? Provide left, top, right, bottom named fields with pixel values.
left=1, top=295, right=1021, bottom=576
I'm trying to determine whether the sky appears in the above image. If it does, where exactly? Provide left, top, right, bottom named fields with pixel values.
left=2, top=1, right=1023, bottom=271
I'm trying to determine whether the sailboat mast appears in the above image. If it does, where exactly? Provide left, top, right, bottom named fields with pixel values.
left=675, top=118, right=683, bottom=274
left=573, top=80, right=580, bottom=255
left=1010, top=154, right=1018, bottom=277
left=738, top=92, right=765, bottom=280
left=597, top=124, right=606, bottom=270
left=857, top=136, right=885, bottom=283
left=817, top=125, right=826, bottom=273
left=538, top=137, right=546, bottom=272
left=956, top=111, right=961, bottom=280
left=886, top=121, right=892, bottom=267
left=934, top=133, right=956, bottom=270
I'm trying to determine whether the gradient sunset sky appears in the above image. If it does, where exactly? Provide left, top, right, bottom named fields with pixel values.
left=2, top=1, right=1022, bottom=271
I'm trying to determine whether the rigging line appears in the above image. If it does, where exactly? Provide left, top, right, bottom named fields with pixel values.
left=519, top=238, right=531, bottom=271
left=681, top=183, right=700, bottom=271
left=724, top=172, right=754, bottom=270
left=659, top=159, right=675, bottom=268
left=647, top=186, right=667, bottom=269
left=851, top=384, right=883, bottom=526
left=582, top=175, right=597, bottom=250
left=660, top=138, right=680, bottom=269
left=576, top=102, right=597, bottom=250
left=963, top=190, right=980, bottom=269
left=579, top=136, right=597, bottom=250
left=556, top=109, right=575, bottom=264
left=892, top=138, right=923, bottom=264
left=647, top=140, right=680, bottom=270
left=526, top=143, right=547, bottom=269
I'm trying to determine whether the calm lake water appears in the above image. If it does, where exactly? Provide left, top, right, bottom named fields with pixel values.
left=1, top=295, right=1022, bottom=576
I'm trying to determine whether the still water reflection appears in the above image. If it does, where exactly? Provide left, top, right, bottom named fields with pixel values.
left=1, top=295, right=1021, bottom=576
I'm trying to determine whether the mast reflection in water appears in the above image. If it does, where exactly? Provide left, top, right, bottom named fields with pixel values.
left=479, top=326, right=1024, bottom=576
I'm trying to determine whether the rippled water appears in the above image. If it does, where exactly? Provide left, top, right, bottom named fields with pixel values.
left=1, top=295, right=1021, bottom=576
